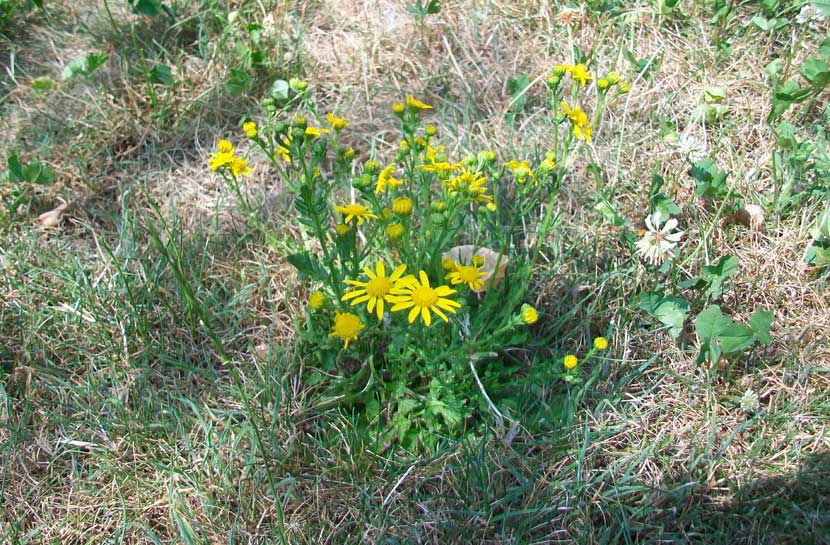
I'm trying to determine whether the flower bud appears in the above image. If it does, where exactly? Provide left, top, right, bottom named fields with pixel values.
left=289, top=77, right=308, bottom=92
left=291, top=115, right=307, bottom=129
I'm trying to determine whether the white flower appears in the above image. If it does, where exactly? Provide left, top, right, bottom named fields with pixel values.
left=740, top=389, right=759, bottom=413
left=677, top=134, right=706, bottom=162
left=635, top=211, right=684, bottom=266
left=796, top=5, right=825, bottom=27
left=262, top=13, right=277, bottom=36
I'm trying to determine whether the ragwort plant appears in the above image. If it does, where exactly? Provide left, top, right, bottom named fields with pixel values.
left=210, top=64, right=624, bottom=450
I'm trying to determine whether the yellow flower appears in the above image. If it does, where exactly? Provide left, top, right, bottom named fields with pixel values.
left=387, top=223, right=404, bottom=240
left=619, top=81, right=631, bottom=94
left=442, top=256, right=457, bottom=271
left=229, top=156, right=253, bottom=177
left=392, top=196, right=413, bottom=216
left=520, top=304, right=538, bottom=325
left=342, top=261, right=409, bottom=321
left=391, top=102, right=405, bottom=114
left=305, top=126, right=330, bottom=138
left=388, top=270, right=461, bottom=326
left=335, top=203, right=379, bottom=225
left=335, top=223, right=351, bottom=236
left=537, top=151, right=557, bottom=176
left=594, top=337, right=608, bottom=350
left=309, top=290, right=326, bottom=310
left=561, top=101, right=592, bottom=142
left=405, top=95, right=432, bottom=110
left=329, top=311, right=364, bottom=349
left=217, top=139, right=234, bottom=154
left=375, top=163, right=403, bottom=194
left=425, top=124, right=436, bottom=136
left=606, top=71, right=620, bottom=85
left=445, top=169, right=493, bottom=204
left=597, top=78, right=610, bottom=90
left=446, top=263, right=486, bottom=291
left=243, top=121, right=257, bottom=138
left=563, top=354, right=578, bottom=369
left=325, top=113, right=350, bottom=130
left=431, top=200, right=447, bottom=212
left=209, top=139, right=235, bottom=171
left=567, top=63, right=593, bottom=86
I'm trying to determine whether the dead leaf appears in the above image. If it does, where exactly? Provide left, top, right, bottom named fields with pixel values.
left=730, top=204, right=765, bottom=232
left=36, top=202, right=68, bottom=230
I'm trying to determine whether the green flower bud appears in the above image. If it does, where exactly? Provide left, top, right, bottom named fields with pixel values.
left=289, top=77, right=308, bottom=92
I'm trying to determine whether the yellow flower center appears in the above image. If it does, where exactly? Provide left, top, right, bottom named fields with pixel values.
left=366, top=276, right=393, bottom=298
left=411, top=285, right=438, bottom=308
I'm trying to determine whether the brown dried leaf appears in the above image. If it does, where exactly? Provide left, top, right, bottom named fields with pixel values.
left=36, top=202, right=68, bottom=230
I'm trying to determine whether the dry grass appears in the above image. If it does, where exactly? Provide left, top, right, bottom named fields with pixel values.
left=2, top=1, right=829, bottom=544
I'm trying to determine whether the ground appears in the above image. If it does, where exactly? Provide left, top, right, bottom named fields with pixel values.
left=1, top=1, right=829, bottom=544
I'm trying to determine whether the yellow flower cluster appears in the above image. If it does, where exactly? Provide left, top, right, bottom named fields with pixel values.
left=561, top=101, right=592, bottom=142
left=332, top=262, right=463, bottom=345
left=209, top=139, right=252, bottom=177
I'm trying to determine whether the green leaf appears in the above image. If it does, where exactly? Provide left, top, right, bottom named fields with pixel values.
left=640, top=293, right=689, bottom=339
left=813, top=1, right=830, bottom=17
left=690, top=158, right=729, bottom=199
left=695, top=305, right=731, bottom=363
left=700, top=254, right=739, bottom=299
left=749, top=309, right=773, bottom=345
left=22, top=161, right=56, bottom=184
left=286, top=252, right=315, bottom=280
left=85, top=52, right=108, bottom=72
left=7, top=154, right=23, bottom=182
left=62, top=52, right=108, bottom=81
left=131, top=0, right=164, bottom=16
left=505, top=73, right=530, bottom=124
left=800, top=57, right=830, bottom=88
left=148, top=64, right=174, bottom=85
left=62, top=55, right=87, bottom=81
left=225, top=69, right=251, bottom=96
left=718, top=323, right=755, bottom=354
left=269, top=79, right=290, bottom=103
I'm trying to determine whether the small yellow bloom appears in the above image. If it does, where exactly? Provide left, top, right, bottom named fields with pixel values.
left=325, top=113, right=349, bottom=130
left=594, top=337, right=608, bottom=350
left=446, top=263, right=487, bottom=291
left=229, top=156, right=252, bottom=177
left=520, top=304, right=539, bottom=325
left=392, top=197, right=413, bottom=216
left=341, top=147, right=355, bottom=161
left=335, top=223, right=351, bottom=236
left=598, top=78, right=610, bottom=90
left=485, top=202, right=497, bottom=212
left=243, top=121, right=257, bottom=138
left=309, top=291, right=326, bottom=310
left=275, top=134, right=292, bottom=163
left=563, top=354, right=578, bottom=370
left=567, top=63, right=593, bottom=86
left=329, top=311, right=364, bottom=349
left=505, top=160, right=536, bottom=185
left=418, top=162, right=460, bottom=174
left=335, top=203, right=379, bottom=225
left=386, top=223, right=404, bottom=240
left=606, top=71, right=620, bottom=85
left=445, top=169, right=493, bottom=204
left=561, top=101, right=593, bottom=142
left=209, top=139, right=235, bottom=171
left=391, top=102, right=405, bottom=114
left=305, top=126, right=330, bottom=138
left=619, top=81, right=631, bottom=94
left=425, top=124, right=437, bottom=136
left=405, top=95, right=432, bottom=110
left=431, top=200, right=447, bottom=212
